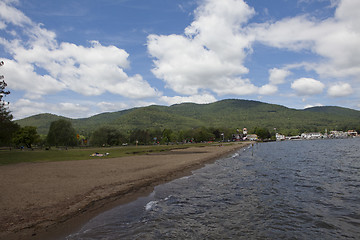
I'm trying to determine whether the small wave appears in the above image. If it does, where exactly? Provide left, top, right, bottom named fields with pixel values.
left=164, top=195, right=173, bottom=201
left=145, top=201, right=158, bottom=211
left=232, top=153, right=239, bottom=158
left=314, top=220, right=338, bottom=230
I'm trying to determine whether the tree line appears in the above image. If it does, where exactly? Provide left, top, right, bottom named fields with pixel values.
left=1, top=116, right=276, bottom=148
left=7, top=115, right=360, bottom=149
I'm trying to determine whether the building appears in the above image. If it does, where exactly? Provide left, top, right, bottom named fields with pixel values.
left=246, top=134, right=258, bottom=141
left=347, top=130, right=358, bottom=137
left=243, top=128, right=248, bottom=136
left=301, top=132, right=323, bottom=139
left=276, top=133, right=286, bottom=141
left=329, top=131, right=348, bottom=138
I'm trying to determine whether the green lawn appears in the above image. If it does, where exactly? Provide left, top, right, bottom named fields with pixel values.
left=0, top=144, right=212, bottom=165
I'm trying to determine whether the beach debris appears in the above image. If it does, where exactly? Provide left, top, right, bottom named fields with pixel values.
left=90, top=152, right=110, bottom=157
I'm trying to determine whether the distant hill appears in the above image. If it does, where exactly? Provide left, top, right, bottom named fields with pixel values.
left=15, top=113, right=70, bottom=135
left=15, top=99, right=360, bottom=135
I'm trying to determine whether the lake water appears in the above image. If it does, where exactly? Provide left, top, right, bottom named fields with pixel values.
left=66, top=138, right=360, bottom=239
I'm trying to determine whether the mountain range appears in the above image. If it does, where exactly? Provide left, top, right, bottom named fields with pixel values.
left=15, top=99, right=360, bottom=135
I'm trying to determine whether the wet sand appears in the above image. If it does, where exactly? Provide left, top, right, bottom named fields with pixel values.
left=0, top=143, right=250, bottom=240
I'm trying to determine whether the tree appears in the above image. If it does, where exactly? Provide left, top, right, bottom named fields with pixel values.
left=161, top=128, right=174, bottom=144
left=90, top=126, right=125, bottom=146
left=193, top=127, right=215, bottom=142
left=47, top=119, right=77, bottom=146
left=129, top=129, right=151, bottom=145
left=13, top=126, right=40, bottom=148
left=0, top=61, right=20, bottom=146
left=254, top=127, right=271, bottom=140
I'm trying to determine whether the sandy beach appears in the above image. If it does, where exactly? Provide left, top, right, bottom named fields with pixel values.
left=0, top=143, right=250, bottom=240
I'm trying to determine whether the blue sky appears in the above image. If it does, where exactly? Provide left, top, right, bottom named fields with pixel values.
left=1, top=0, right=359, bottom=119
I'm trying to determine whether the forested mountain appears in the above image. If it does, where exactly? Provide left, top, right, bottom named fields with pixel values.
left=15, top=99, right=360, bottom=135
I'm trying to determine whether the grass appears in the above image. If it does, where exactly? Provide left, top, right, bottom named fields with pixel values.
left=0, top=143, right=216, bottom=165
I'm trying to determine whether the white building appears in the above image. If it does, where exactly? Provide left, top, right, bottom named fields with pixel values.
left=276, top=133, right=286, bottom=141
left=301, top=132, right=323, bottom=139
left=243, top=128, right=248, bottom=135
left=330, top=131, right=348, bottom=138
left=246, top=134, right=258, bottom=141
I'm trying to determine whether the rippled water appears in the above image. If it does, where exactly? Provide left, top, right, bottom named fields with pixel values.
left=67, top=138, right=360, bottom=239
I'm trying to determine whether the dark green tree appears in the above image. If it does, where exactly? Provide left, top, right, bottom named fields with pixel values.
left=0, top=61, right=20, bottom=146
left=193, top=127, right=215, bottom=142
left=129, top=129, right=151, bottom=145
left=254, top=127, right=271, bottom=140
left=13, top=126, right=40, bottom=148
left=176, top=130, right=185, bottom=143
left=161, top=128, right=174, bottom=144
left=90, top=126, right=125, bottom=146
left=47, top=119, right=77, bottom=146
left=211, top=128, right=222, bottom=141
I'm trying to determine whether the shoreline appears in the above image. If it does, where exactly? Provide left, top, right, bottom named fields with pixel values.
left=0, top=142, right=251, bottom=240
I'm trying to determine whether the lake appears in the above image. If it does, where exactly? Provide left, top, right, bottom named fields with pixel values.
left=66, top=138, right=360, bottom=239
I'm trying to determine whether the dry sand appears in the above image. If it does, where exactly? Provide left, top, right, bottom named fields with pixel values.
left=0, top=143, right=250, bottom=240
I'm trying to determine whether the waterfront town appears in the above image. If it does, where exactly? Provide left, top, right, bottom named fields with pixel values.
left=233, top=128, right=359, bottom=142
left=276, top=130, right=358, bottom=141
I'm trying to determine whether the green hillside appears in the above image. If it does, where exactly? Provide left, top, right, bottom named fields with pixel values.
left=15, top=99, right=360, bottom=135
left=71, top=109, right=134, bottom=134
left=16, top=113, right=70, bottom=135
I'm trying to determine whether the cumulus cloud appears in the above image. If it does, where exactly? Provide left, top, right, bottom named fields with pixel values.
left=96, top=101, right=129, bottom=113
left=3, top=0, right=360, bottom=118
left=0, top=0, right=31, bottom=27
left=11, top=98, right=92, bottom=119
left=2, top=59, right=65, bottom=99
left=259, top=84, right=278, bottom=95
left=258, top=68, right=291, bottom=95
left=291, top=78, right=325, bottom=96
left=11, top=99, right=48, bottom=119
left=304, top=103, right=324, bottom=109
left=269, top=68, right=291, bottom=85
left=148, top=0, right=360, bottom=101
left=160, top=93, right=217, bottom=105
left=148, top=0, right=257, bottom=96
left=252, top=0, right=360, bottom=82
left=327, top=82, right=354, bottom=97
left=0, top=1, right=159, bottom=100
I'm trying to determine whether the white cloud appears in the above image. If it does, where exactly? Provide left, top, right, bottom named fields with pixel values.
left=11, top=99, right=93, bottom=119
left=0, top=1, right=159, bottom=100
left=252, top=0, right=360, bottom=82
left=96, top=101, right=128, bottom=113
left=148, top=0, right=360, bottom=101
left=269, top=68, right=291, bottom=85
left=11, top=99, right=48, bottom=119
left=2, top=59, right=66, bottom=99
left=259, top=84, right=278, bottom=95
left=258, top=68, right=291, bottom=95
left=0, top=0, right=31, bottom=27
left=291, top=78, right=325, bottom=95
left=304, top=103, right=324, bottom=109
left=327, top=82, right=354, bottom=97
left=160, top=93, right=217, bottom=105
left=3, top=0, right=360, bottom=118
left=10, top=97, right=162, bottom=119
left=147, top=0, right=256, bottom=96
left=57, top=103, right=90, bottom=117
left=0, top=21, right=6, bottom=30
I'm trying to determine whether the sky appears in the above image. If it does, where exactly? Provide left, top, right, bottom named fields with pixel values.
left=0, top=0, right=359, bottom=119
